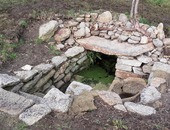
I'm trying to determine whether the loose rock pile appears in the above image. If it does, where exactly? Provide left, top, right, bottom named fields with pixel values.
left=0, top=11, right=170, bottom=126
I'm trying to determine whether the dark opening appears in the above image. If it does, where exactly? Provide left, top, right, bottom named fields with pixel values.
left=74, top=52, right=117, bottom=90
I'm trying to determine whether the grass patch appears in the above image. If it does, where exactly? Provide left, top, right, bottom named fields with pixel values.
left=146, top=0, right=170, bottom=6
left=77, top=64, right=114, bottom=85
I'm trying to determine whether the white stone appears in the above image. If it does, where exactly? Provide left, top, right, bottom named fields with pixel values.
left=98, top=91, right=122, bottom=106
left=116, top=63, right=132, bottom=72
left=133, top=67, right=145, bottom=75
left=140, top=86, right=161, bottom=104
left=66, top=81, right=93, bottom=96
left=128, top=39, right=139, bottom=44
left=118, top=35, right=129, bottom=42
left=51, top=55, right=67, bottom=68
left=19, top=104, right=51, bottom=126
left=130, top=36, right=141, bottom=41
left=150, top=77, right=166, bottom=88
left=140, top=36, right=148, bottom=44
left=33, top=63, right=54, bottom=74
left=14, top=70, right=38, bottom=82
left=124, top=102, right=156, bottom=116
left=0, top=88, right=34, bottom=116
left=54, top=28, right=71, bottom=42
left=97, top=11, right=112, bottom=23
left=39, top=20, right=58, bottom=41
left=65, top=46, right=84, bottom=57
left=152, top=62, right=170, bottom=74
left=117, top=58, right=142, bottom=67
left=137, top=55, right=152, bottom=63
left=142, top=65, right=152, bottom=73
left=163, top=38, right=170, bottom=45
left=119, top=13, right=128, bottom=23
left=114, top=104, right=127, bottom=112
left=159, top=58, right=168, bottom=63
left=74, top=28, right=85, bottom=38
left=153, top=39, right=163, bottom=47
left=21, top=64, right=33, bottom=71
left=0, top=74, right=20, bottom=88
left=157, top=23, right=165, bottom=40
left=43, top=88, right=72, bottom=112
left=56, top=44, right=65, bottom=50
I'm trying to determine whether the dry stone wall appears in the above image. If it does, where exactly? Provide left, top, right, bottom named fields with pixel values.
left=0, top=46, right=89, bottom=96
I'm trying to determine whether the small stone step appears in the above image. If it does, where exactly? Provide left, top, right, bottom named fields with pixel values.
left=19, top=104, right=51, bottom=126
left=0, top=88, right=34, bottom=116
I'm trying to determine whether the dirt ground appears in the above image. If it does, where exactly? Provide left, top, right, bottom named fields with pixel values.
left=0, top=0, right=170, bottom=130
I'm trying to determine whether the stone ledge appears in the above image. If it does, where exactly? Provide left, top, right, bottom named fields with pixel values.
left=77, top=36, right=154, bottom=57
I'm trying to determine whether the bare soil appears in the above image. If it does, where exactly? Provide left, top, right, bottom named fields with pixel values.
left=0, top=0, right=170, bottom=130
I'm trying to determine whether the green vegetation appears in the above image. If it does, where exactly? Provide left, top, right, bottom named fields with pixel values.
left=0, top=0, right=37, bottom=10
left=146, top=0, right=170, bottom=6
left=0, top=34, right=19, bottom=62
left=49, top=45, right=61, bottom=55
left=139, top=16, right=151, bottom=25
left=77, top=64, right=114, bottom=85
left=112, top=119, right=128, bottom=130
left=18, top=20, right=28, bottom=28
left=87, top=52, right=102, bottom=65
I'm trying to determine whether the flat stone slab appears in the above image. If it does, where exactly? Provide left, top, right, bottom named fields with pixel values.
left=98, top=91, right=122, bottom=105
left=51, top=55, right=67, bottom=68
left=14, top=70, right=38, bottom=82
left=43, top=88, right=72, bottom=112
left=65, top=46, right=84, bottom=57
left=66, top=81, right=93, bottom=96
left=0, top=88, right=34, bottom=116
left=0, top=74, right=20, bottom=88
left=124, top=102, right=156, bottom=116
left=77, top=36, right=154, bottom=56
left=19, top=104, right=51, bottom=126
left=33, top=63, right=54, bottom=74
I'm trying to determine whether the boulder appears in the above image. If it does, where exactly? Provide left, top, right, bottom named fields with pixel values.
left=66, top=81, right=93, bottom=96
left=69, top=91, right=97, bottom=114
left=43, top=88, right=72, bottom=112
left=54, top=28, right=71, bottom=42
left=97, top=11, right=112, bottom=23
left=123, top=77, right=146, bottom=95
left=39, top=20, right=58, bottom=41
left=124, top=102, right=156, bottom=116
left=119, top=13, right=128, bottom=23
left=140, top=86, right=161, bottom=104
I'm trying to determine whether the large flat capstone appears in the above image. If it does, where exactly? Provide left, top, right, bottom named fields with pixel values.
left=77, top=36, right=154, bottom=56
left=0, top=88, right=34, bottom=116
